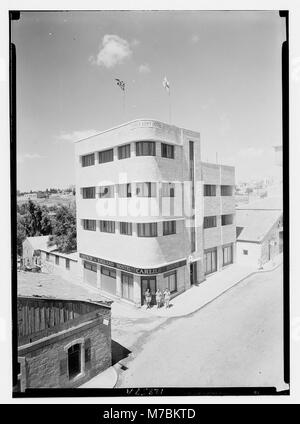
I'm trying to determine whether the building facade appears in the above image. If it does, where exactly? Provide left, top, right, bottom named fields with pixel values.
left=17, top=296, right=112, bottom=390
left=236, top=207, right=283, bottom=267
left=74, top=119, right=236, bottom=307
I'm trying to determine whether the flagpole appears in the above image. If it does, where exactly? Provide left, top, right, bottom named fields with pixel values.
left=123, top=89, right=126, bottom=121
left=169, top=88, right=171, bottom=124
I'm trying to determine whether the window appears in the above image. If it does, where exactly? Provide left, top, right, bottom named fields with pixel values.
left=204, top=216, right=217, bottom=229
left=221, top=185, right=233, bottom=196
left=136, top=182, right=157, bottom=197
left=164, top=271, right=177, bottom=293
left=101, top=266, right=116, bottom=278
left=161, top=143, right=175, bottom=159
left=68, top=344, right=81, bottom=379
left=161, top=182, right=175, bottom=197
left=99, top=185, right=114, bottom=198
left=98, top=148, right=113, bottom=164
left=82, top=187, right=95, bottom=199
left=118, top=144, right=131, bottom=159
left=136, top=141, right=156, bottom=156
left=121, top=272, right=134, bottom=301
left=223, top=244, right=233, bottom=266
left=100, top=220, right=115, bottom=233
left=120, top=222, right=132, bottom=235
left=204, top=184, right=216, bottom=196
left=83, top=219, right=96, bottom=231
left=204, top=248, right=217, bottom=275
left=84, top=261, right=97, bottom=272
left=66, top=259, right=70, bottom=269
left=163, top=220, right=176, bottom=235
left=117, top=183, right=132, bottom=198
left=137, top=223, right=157, bottom=237
left=191, top=226, right=196, bottom=252
left=46, top=252, right=50, bottom=261
left=55, top=255, right=59, bottom=265
left=82, top=153, right=95, bottom=167
left=243, top=250, right=248, bottom=255
left=221, top=214, right=233, bottom=226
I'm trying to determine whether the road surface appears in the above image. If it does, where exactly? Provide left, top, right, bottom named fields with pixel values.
left=116, top=265, right=285, bottom=389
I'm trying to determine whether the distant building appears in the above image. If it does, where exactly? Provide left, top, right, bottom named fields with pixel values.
left=16, top=272, right=112, bottom=391
left=22, top=236, right=55, bottom=267
left=22, top=236, right=81, bottom=283
left=74, top=119, right=236, bottom=307
left=37, top=191, right=49, bottom=198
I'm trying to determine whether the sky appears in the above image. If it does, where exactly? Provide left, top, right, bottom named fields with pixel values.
left=12, top=10, right=285, bottom=191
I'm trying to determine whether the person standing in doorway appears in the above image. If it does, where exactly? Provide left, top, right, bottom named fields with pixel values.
left=163, top=288, right=171, bottom=309
left=156, top=289, right=162, bottom=308
left=145, top=288, right=151, bottom=309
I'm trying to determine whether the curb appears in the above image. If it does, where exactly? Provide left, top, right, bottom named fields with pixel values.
left=146, top=261, right=283, bottom=320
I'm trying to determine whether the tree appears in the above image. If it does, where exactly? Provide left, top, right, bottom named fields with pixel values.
left=17, top=213, right=27, bottom=256
left=49, top=205, right=77, bottom=253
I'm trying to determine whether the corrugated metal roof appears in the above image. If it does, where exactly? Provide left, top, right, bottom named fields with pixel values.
left=236, top=209, right=282, bottom=243
left=17, top=271, right=112, bottom=306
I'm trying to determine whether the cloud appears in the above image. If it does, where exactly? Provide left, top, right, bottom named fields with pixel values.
left=190, top=35, right=200, bottom=43
left=17, top=153, right=44, bottom=164
left=90, top=34, right=133, bottom=68
left=58, top=129, right=100, bottom=143
left=138, top=63, right=151, bottom=74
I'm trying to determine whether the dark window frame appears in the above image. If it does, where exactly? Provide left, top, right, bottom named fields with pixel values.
left=221, top=185, right=233, bottom=196
left=136, top=182, right=157, bottom=197
left=83, top=219, right=96, bottom=231
left=117, top=183, right=132, bottom=198
left=161, top=143, right=175, bottom=159
left=98, top=148, right=114, bottom=164
left=137, top=222, right=158, bottom=237
left=221, top=214, right=233, bottom=226
left=204, top=184, right=217, bottom=196
left=81, top=153, right=95, bottom=167
left=118, top=144, right=131, bottom=160
left=99, top=185, right=114, bottom=198
left=163, top=220, right=176, bottom=235
left=120, top=222, right=133, bottom=235
left=82, top=187, right=96, bottom=199
left=101, top=266, right=116, bottom=278
left=100, top=220, right=115, bottom=233
left=136, top=141, right=156, bottom=156
left=204, top=216, right=217, bottom=229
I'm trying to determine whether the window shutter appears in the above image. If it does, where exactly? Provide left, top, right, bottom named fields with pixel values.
left=85, top=338, right=91, bottom=369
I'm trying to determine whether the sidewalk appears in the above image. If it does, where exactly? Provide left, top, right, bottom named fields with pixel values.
left=79, top=366, right=118, bottom=388
left=112, top=255, right=283, bottom=319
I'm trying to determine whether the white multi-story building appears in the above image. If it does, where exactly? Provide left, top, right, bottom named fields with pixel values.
left=74, top=119, right=236, bottom=307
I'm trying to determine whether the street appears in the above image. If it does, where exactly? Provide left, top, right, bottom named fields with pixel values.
left=113, top=265, right=284, bottom=389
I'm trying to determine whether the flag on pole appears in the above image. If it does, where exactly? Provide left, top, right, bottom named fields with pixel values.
left=115, top=78, right=125, bottom=91
left=163, top=76, right=170, bottom=92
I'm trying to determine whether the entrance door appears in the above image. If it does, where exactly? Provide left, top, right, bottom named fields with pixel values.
left=190, top=262, right=197, bottom=285
left=68, top=344, right=81, bottom=379
left=141, top=276, right=157, bottom=305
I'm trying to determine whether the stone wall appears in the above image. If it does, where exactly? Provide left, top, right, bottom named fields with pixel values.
left=18, top=312, right=111, bottom=389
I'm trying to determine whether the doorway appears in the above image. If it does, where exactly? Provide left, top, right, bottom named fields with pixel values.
left=68, top=343, right=81, bottom=379
left=141, top=276, right=157, bottom=305
left=190, top=262, right=197, bottom=285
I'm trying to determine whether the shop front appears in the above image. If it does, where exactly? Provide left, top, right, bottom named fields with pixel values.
left=79, top=253, right=187, bottom=307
